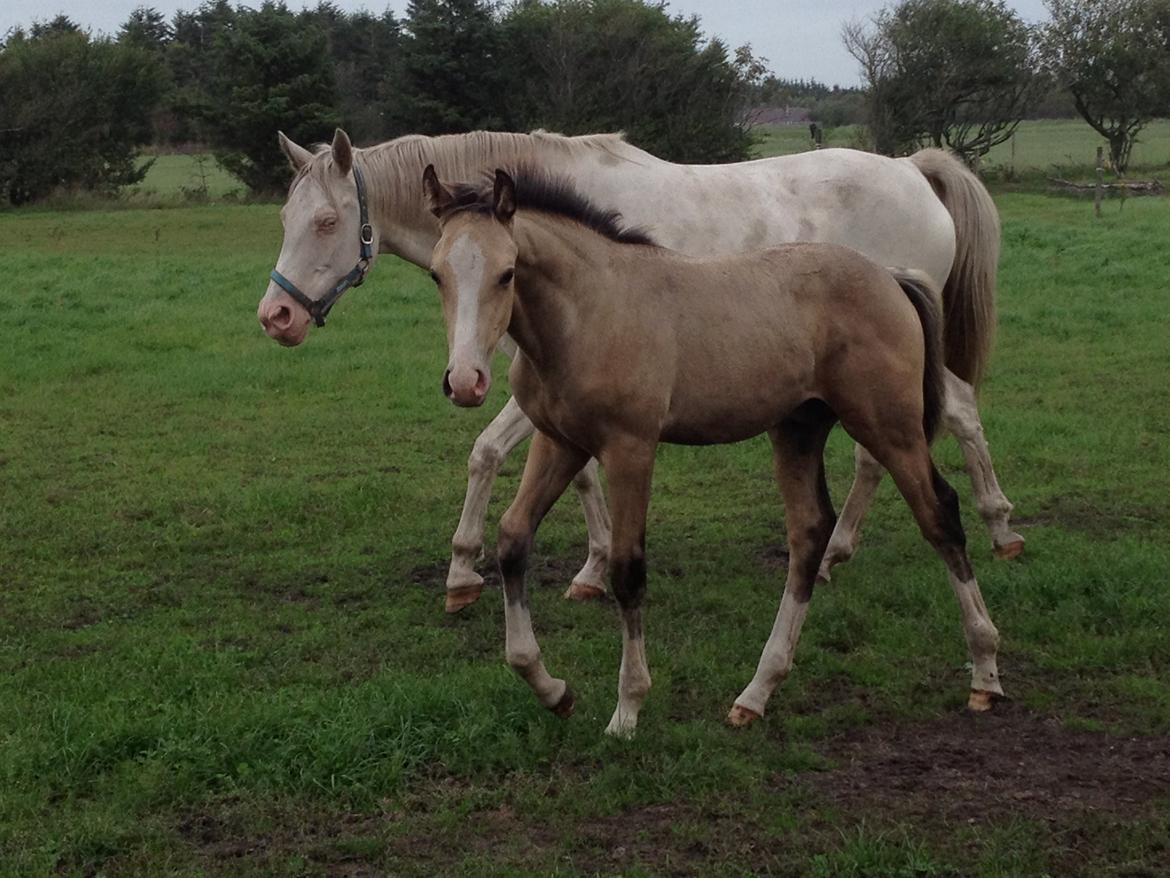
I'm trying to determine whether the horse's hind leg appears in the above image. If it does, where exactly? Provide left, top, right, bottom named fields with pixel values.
left=878, top=438, right=1005, bottom=710
left=818, top=442, right=884, bottom=581
left=446, top=396, right=536, bottom=612
left=564, top=458, right=612, bottom=601
left=942, top=371, right=1024, bottom=560
left=730, top=412, right=836, bottom=726
left=497, top=430, right=589, bottom=714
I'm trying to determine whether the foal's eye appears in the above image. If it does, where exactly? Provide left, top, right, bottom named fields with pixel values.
left=429, top=270, right=440, bottom=285
left=499, top=268, right=515, bottom=286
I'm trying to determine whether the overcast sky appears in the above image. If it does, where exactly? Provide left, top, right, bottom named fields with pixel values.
left=0, top=0, right=1052, bottom=87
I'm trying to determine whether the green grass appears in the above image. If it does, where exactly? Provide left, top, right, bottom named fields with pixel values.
left=136, top=153, right=243, bottom=201
left=1, top=192, right=1169, bottom=876
left=754, top=117, right=1170, bottom=177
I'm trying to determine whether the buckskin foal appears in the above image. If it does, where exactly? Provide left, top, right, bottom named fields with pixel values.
left=423, top=165, right=1004, bottom=736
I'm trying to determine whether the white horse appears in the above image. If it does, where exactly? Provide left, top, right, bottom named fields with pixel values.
left=258, top=129, right=1023, bottom=612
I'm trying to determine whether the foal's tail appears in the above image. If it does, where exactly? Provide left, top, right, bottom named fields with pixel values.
left=909, top=148, right=1000, bottom=388
left=892, top=270, right=946, bottom=443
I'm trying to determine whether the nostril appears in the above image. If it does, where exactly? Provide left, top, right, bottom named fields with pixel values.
left=442, top=369, right=453, bottom=398
left=474, top=369, right=489, bottom=397
left=271, top=305, right=293, bottom=331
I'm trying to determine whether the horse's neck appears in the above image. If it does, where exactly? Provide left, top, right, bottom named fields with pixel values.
left=508, top=217, right=608, bottom=371
left=361, top=133, right=634, bottom=267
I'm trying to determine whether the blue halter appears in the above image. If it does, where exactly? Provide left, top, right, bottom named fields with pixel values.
left=269, top=163, right=374, bottom=327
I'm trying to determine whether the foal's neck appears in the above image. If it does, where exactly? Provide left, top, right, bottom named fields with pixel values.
left=507, top=217, right=614, bottom=371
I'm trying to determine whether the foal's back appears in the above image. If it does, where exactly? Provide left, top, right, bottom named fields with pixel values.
left=582, top=241, right=929, bottom=446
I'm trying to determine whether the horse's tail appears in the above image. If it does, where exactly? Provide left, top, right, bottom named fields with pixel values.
left=909, top=148, right=1000, bottom=388
left=892, top=269, right=946, bottom=444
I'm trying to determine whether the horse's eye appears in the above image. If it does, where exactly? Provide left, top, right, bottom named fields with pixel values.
left=429, top=270, right=440, bottom=285
left=499, top=268, right=515, bottom=286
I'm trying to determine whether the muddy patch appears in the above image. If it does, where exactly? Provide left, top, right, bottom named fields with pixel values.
left=795, top=701, right=1170, bottom=822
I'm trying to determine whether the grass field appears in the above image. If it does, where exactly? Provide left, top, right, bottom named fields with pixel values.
left=2, top=177, right=1170, bottom=874
left=754, top=118, right=1170, bottom=176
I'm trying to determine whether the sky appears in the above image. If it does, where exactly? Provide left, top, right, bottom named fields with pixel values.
left=0, top=0, right=1052, bottom=87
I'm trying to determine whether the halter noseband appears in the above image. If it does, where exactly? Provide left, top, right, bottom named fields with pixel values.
left=269, top=163, right=374, bottom=327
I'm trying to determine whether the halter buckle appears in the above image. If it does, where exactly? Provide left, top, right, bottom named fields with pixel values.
left=360, top=223, right=374, bottom=247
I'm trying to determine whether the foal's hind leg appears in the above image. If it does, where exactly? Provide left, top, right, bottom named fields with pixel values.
left=942, top=371, right=1024, bottom=560
left=497, top=431, right=590, bottom=713
left=816, top=370, right=1023, bottom=582
left=730, top=414, right=836, bottom=726
left=877, top=439, right=1005, bottom=710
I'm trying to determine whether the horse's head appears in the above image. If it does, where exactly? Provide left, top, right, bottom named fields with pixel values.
left=257, top=128, right=378, bottom=346
left=424, top=165, right=518, bottom=407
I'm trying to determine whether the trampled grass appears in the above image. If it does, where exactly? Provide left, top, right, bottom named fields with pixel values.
left=1, top=192, right=1168, bottom=876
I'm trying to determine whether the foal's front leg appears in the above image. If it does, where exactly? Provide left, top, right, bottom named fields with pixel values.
left=496, top=431, right=589, bottom=713
left=445, top=396, right=612, bottom=612
left=597, top=438, right=657, bottom=738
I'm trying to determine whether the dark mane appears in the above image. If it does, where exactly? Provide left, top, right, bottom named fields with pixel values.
left=442, top=167, right=657, bottom=247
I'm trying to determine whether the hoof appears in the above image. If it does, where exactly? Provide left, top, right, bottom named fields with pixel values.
left=551, top=684, right=576, bottom=718
left=444, top=582, right=484, bottom=614
left=815, top=565, right=832, bottom=585
left=967, top=688, right=1005, bottom=712
left=726, top=704, right=761, bottom=728
left=563, top=581, right=606, bottom=601
left=993, top=537, right=1025, bottom=561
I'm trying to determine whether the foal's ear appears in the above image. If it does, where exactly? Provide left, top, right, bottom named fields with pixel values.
left=331, top=128, right=354, bottom=175
left=492, top=169, right=516, bottom=223
left=278, top=131, right=313, bottom=171
left=422, top=164, right=455, bottom=217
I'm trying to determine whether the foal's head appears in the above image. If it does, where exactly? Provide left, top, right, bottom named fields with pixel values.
left=257, top=129, right=379, bottom=346
left=424, top=165, right=519, bottom=407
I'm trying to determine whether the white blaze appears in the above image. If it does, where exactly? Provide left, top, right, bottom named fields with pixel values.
left=448, top=233, right=486, bottom=365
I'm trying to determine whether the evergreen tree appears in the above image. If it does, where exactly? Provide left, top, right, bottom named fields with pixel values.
left=203, top=2, right=340, bottom=193
left=392, top=0, right=512, bottom=133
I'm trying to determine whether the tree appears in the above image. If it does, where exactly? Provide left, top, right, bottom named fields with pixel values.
left=202, top=3, right=340, bottom=194
left=0, top=27, right=163, bottom=204
left=392, top=0, right=511, bottom=133
left=300, top=3, right=402, bottom=142
left=1043, top=0, right=1170, bottom=174
left=844, top=0, right=1039, bottom=161
left=120, top=6, right=173, bottom=52
left=502, top=0, right=763, bottom=163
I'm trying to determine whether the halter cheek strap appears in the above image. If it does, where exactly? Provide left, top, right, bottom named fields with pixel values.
left=269, top=163, right=374, bottom=328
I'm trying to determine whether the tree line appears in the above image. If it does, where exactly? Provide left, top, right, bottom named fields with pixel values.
left=0, top=0, right=764, bottom=204
left=2, top=0, right=1169, bottom=205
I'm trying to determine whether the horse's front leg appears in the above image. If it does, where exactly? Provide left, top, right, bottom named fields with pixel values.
left=598, top=437, right=656, bottom=738
left=497, top=431, right=589, bottom=713
left=446, top=396, right=536, bottom=613
left=941, top=371, right=1024, bottom=560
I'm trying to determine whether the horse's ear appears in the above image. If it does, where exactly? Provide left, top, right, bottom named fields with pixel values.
left=278, top=131, right=313, bottom=171
left=493, top=169, right=516, bottom=223
left=331, top=128, right=353, bottom=175
left=423, top=164, right=454, bottom=217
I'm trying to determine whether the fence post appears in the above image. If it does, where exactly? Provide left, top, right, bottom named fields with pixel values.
left=1094, top=145, right=1104, bottom=218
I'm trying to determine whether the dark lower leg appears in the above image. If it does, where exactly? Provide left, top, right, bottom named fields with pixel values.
left=732, top=418, right=835, bottom=724
left=885, top=447, right=1004, bottom=709
left=599, top=439, right=655, bottom=737
left=497, top=431, right=588, bottom=713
